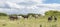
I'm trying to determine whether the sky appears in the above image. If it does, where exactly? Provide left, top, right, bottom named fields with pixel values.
left=0, top=0, right=60, bottom=15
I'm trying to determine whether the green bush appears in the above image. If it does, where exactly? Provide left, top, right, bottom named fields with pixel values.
left=45, top=10, right=60, bottom=16
left=0, top=13, right=7, bottom=16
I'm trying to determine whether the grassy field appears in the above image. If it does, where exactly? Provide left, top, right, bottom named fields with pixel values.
left=0, top=16, right=60, bottom=27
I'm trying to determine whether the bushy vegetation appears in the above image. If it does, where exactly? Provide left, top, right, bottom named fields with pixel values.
left=45, top=10, right=60, bottom=16
left=0, top=12, right=7, bottom=16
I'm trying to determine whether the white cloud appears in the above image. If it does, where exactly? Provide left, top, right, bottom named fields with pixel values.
left=0, top=0, right=45, bottom=9
left=23, top=0, right=45, bottom=3
left=7, top=0, right=44, bottom=3
left=6, top=1, right=25, bottom=9
left=37, top=4, right=60, bottom=9
left=0, top=0, right=60, bottom=15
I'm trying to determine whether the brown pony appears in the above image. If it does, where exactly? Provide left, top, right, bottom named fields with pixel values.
left=9, top=15, right=18, bottom=20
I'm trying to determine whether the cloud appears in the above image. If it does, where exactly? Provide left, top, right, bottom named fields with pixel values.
left=37, top=4, right=60, bottom=9
left=6, top=1, right=25, bottom=9
left=0, top=0, right=60, bottom=15
left=17, top=1, right=37, bottom=6
left=35, top=4, right=60, bottom=15
left=7, top=0, right=44, bottom=3
left=0, top=1, right=25, bottom=9
left=0, top=2, right=10, bottom=8
left=0, top=0, right=45, bottom=9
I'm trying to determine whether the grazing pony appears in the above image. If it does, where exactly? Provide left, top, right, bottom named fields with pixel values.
left=9, top=15, right=18, bottom=20
left=48, top=16, right=52, bottom=22
left=22, top=15, right=29, bottom=19
left=54, top=16, right=57, bottom=22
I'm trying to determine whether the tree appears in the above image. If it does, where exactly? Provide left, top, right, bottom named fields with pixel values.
left=10, top=14, right=17, bottom=16
left=0, top=13, right=7, bottom=16
left=45, top=10, right=60, bottom=16
left=27, top=13, right=41, bottom=17
left=27, top=13, right=36, bottom=16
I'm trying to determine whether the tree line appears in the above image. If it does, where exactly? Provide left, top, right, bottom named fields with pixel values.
left=0, top=10, right=60, bottom=16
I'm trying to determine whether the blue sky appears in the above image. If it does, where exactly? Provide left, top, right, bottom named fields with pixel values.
left=0, top=0, right=60, bottom=15
left=44, top=0, right=60, bottom=4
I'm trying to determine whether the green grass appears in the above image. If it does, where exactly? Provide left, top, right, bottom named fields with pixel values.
left=0, top=16, right=60, bottom=27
